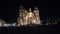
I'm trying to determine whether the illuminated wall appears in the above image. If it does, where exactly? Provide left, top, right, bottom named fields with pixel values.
left=0, top=19, right=5, bottom=27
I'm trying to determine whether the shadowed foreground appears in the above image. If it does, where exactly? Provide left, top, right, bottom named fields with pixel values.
left=0, top=25, right=60, bottom=34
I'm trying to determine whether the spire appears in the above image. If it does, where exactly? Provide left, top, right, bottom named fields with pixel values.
left=29, top=8, right=32, bottom=12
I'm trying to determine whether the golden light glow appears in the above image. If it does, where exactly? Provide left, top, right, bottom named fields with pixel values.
left=28, top=13, right=33, bottom=17
left=17, top=6, right=41, bottom=27
left=0, top=19, right=5, bottom=27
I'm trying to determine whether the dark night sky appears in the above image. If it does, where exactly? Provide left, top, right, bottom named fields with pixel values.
left=0, top=0, right=58, bottom=23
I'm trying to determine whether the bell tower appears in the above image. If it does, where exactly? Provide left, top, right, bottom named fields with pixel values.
left=33, top=6, right=41, bottom=24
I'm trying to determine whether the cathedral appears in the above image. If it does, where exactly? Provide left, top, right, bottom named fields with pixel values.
left=17, top=5, right=41, bottom=26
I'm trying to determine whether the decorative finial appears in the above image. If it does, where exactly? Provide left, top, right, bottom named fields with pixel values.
left=25, top=10, right=28, bottom=13
left=29, top=8, right=32, bottom=12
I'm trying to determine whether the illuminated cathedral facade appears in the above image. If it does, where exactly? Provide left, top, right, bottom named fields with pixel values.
left=17, top=6, right=41, bottom=26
